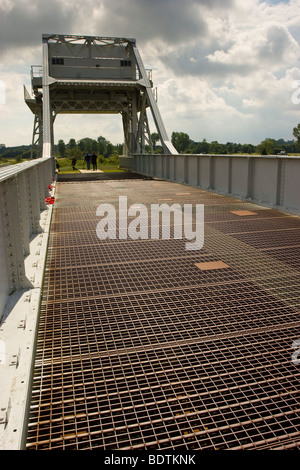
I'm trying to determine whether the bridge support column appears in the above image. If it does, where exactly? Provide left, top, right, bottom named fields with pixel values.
left=42, top=38, right=53, bottom=158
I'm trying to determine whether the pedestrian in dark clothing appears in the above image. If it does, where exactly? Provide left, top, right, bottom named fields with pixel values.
left=71, top=156, right=77, bottom=171
left=85, top=153, right=91, bottom=170
left=55, top=159, right=60, bottom=172
left=91, top=153, right=97, bottom=171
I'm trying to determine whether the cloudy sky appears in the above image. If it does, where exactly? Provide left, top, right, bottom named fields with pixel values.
left=0, top=0, right=300, bottom=147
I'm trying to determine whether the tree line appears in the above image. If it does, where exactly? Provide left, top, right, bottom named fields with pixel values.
left=56, top=136, right=122, bottom=160
left=169, top=132, right=298, bottom=155
left=1, top=126, right=300, bottom=162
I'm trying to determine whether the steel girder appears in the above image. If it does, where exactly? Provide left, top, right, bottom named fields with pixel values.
left=25, top=35, right=178, bottom=158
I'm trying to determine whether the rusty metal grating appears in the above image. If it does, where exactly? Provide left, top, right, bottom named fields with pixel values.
left=26, top=326, right=300, bottom=450
left=25, top=177, right=300, bottom=450
left=260, top=247, right=300, bottom=271
left=209, top=217, right=300, bottom=233
left=229, top=229, right=300, bottom=250
left=41, top=258, right=248, bottom=301
left=46, top=239, right=207, bottom=267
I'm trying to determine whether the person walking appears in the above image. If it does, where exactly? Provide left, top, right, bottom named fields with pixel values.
left=91, top=152, right=97, bottom=171
left=71, top=156, right=77, bottom=171
left=84, top=152, right=91, bottom=170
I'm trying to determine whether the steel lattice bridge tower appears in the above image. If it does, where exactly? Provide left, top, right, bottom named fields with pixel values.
left=24, top=34, right=177, bottom=158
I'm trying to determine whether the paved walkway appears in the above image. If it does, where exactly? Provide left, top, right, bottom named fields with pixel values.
left=25, top=174, right=300, bottom=450
left=79, top=169, right=103, bottom=173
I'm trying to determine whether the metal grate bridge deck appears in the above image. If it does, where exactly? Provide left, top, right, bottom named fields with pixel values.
left=25, top=175, right=300, bottom=450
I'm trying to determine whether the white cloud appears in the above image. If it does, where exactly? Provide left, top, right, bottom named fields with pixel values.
left=0, top=0, right=300, bottom=147
left=242, top=98, right=261, bottom=108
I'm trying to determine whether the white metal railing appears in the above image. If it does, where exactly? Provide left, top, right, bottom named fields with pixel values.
left=120, top=154, right=300, bottom=216
left=30, top=65, right=43, bottom=79
left=146, top=68, right=152, bottom=81
left=135, top=67, right=152, bottom=82
left=0, top=157, right=54, bottom=318
left=0, top=156, right=55, bottom=449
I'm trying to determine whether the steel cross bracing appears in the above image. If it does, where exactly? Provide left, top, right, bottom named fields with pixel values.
left=24, top=34, right=177, bottom=158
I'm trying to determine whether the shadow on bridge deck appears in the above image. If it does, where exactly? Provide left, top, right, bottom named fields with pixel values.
left=24, top=172, right=300, bottom=450
left=57, top=171, right=151, bottom=182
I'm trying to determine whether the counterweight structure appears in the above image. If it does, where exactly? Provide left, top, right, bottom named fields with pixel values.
left=24, top=34, right=177, bottom=158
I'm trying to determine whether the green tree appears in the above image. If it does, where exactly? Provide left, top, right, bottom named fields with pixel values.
left=226, top=142, right=234, bottom=154
left=68, top=138, right=76, bottom=149
left=58, top=139, right=66, bottom=157
left=199, top=138, right=210, bottom=154
left=115, top=143, right=123, bottom=155
left=66, top=147, right=83, bottom=160
left=98, top=141, right=106, bottom=155
left=91, top=139, right=98, bottom=153
left=241, top=144, right=255, bottom=154
left=21, top=149, right=34, bottom=160
left=78, top=137, right=97, bottom=153
left=97, top=136, right=109, bottom=155
left=105, top=142, right=114, bottom=158
left=171, top=132, right=190, bottom=153
left=257, top=138, right=275, bottom=155
left=151, top=133, right=160, bottom=150
left=209, top=141, right=223, bottom=154
left=78, top=139, right=86, bottom=153
left=293, top=124, right=300, bottom=148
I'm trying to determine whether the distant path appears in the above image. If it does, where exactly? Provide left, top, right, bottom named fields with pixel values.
left=79, top=169, right=103, bottom=173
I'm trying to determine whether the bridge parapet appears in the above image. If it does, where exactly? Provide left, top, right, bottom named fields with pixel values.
left=121, top=153, right=300, bottom=216
left=0, top=156, right=54, bottom=449
left=0, top=156, right=54, bottom=316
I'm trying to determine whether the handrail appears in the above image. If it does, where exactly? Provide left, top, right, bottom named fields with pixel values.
left=120, top=153, right=300, bottom=216
left=0, top=156, right=52, bottom=182
left=0, top=156, right=54, bottom=317
left=31, top=65, right=43, bottom=78
left=0, top=156, right=54, bottom=449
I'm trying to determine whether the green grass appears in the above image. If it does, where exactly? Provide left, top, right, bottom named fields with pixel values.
left=59, top=169, right=80, bottom=174
left=59, top=168, right=124, bottom=174
left=58, top=164, right=124, bottom=174
left=98, top=165, right=124, bottom=172
left=56, top=155, right=125, bottom=173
